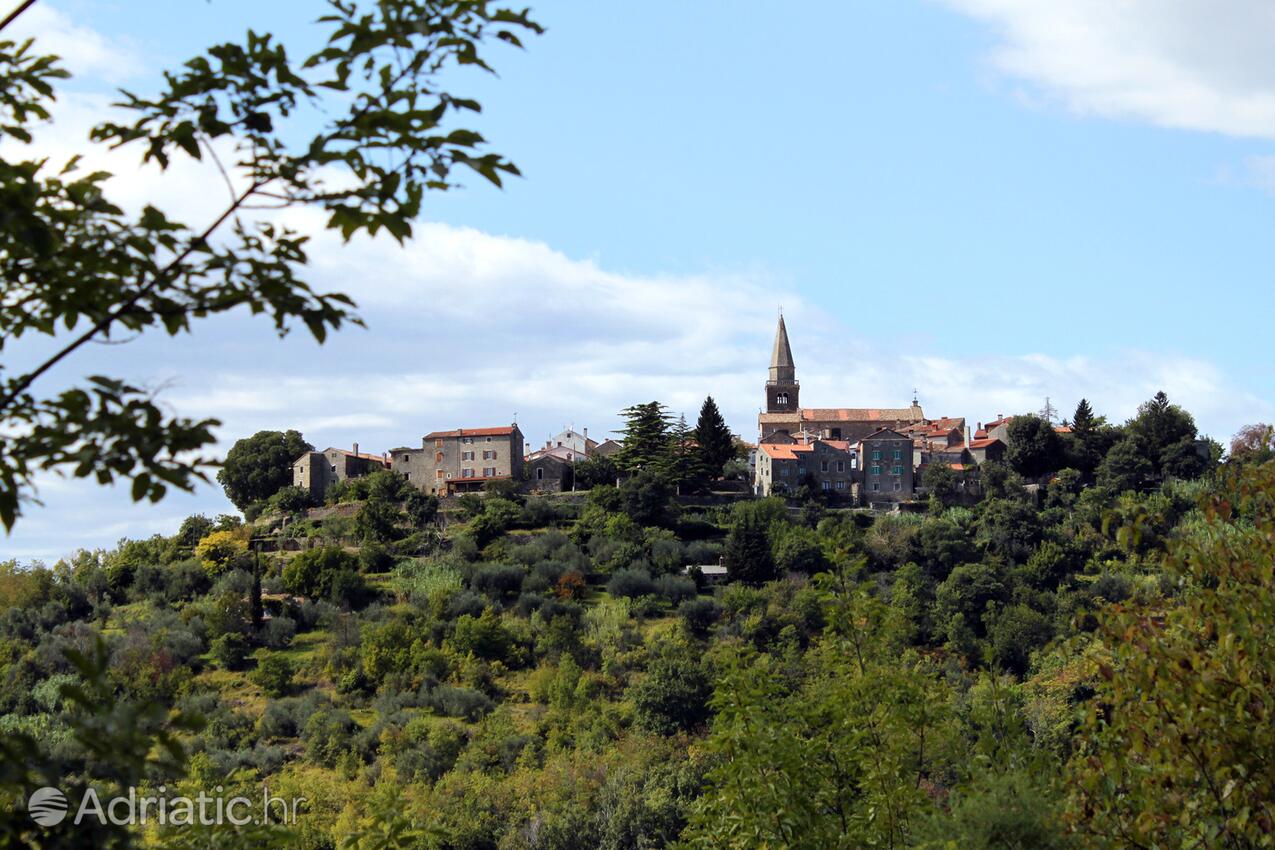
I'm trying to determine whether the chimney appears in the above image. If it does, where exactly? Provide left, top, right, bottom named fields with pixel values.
left=353, top=441, right=359, bottom=456
left=583, top=427, right=589, bottom=440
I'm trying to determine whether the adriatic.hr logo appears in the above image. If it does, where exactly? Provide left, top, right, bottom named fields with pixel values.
left=26, top=787, right=69, bottom=826
left=24, top=784, right=305, bottom=827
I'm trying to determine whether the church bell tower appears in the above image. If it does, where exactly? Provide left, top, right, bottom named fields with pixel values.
left=766, top=314, right=800, bottom=414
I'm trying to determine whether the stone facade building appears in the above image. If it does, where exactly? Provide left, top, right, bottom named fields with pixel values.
left=858, top=428, right=914, bottom=501
left=293, top=445, right=390, bottom=502
left=526, top=453, right=573, bottom=493
left=755, top=439, right=857, bottom=497
left=390, top=424, right=525, bottom=496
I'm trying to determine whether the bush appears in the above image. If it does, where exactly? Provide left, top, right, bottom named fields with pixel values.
left=268, top=486, right=315, bottom=515
left=260, top=616, right=296, bottom=649
left=427, top=685, right=494, bottom=721
left=470, top=563, right=525, bottom=604
left=251, top=653, right=296, bottom=697
left=656, top=574, right=698, bottom=605
left=630, top=644, right=712, bottom=735
left=450, top=609, right=513, bottom=662
left=211, top=633, right=250, bottom=670
left=282, top=546, right=369, bottom=607
left=358, top=541, right=394, bottom=573
left=679, top=597, right=721, bottom=636
left=607, top=568, right=656, bottom=599
left=194, top=530, right=248, bottom=576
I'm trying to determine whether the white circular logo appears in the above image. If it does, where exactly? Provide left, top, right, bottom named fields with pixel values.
left=27, top=787, right=68, bottom=827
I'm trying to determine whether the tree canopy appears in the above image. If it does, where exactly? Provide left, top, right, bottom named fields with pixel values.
left=217, top=429, right=312, bottom=510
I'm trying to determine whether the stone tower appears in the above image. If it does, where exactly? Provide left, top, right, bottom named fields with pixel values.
left=766, top=314, right=800, bottom=414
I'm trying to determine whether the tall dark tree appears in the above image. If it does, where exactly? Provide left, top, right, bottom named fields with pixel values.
left=217, top=430, right=312, bottom=510
left=723, top=514, right=777, bottom=585
left=615, top=401, right=673, bottom=472
left=1005, top=415, right=1065, bottom=480
left=1127, top=391, right=1206, bottom=479
left=666, top=414, right=707, bottom=494
left=694, top=396, right=736, bottom=479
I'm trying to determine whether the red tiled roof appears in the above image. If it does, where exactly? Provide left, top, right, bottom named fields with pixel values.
left=761, top=440, right=853, bottom=460
left=1054, top=425, right=1073, bottom=434
left=968, top=437, right=1004, bottom=449
left=984, top=416, right=1014, bottom=428
left=424, top=426, right=517, bottom=439
left=802, top=407, right=922, bottom=422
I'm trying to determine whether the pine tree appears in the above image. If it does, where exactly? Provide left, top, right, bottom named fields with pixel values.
left=665, top=414, right=707, bottom=494
left=694, top=395, right=736, bottom=479
left=1071, top=399, right=1096, bottom=437
left=616, top=401, right=673, bottom=472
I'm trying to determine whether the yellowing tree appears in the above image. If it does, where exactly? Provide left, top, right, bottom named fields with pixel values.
left=194, top=529, right=248, bottom=575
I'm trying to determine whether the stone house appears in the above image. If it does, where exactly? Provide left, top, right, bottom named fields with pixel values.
left=390, top=424, right=525, bottom=496
left=857, top=428, right=914, bottom=500
left=293, top=444, right=389, bottom=502
left=526, top=453, right=573, bottom=493
left=540, top=427, right=598, bottom=457
left=755, top=438, right=857, bottom=498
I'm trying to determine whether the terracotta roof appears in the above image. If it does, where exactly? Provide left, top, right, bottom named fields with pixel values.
left=424, top=426, right=517, bottom=439
left=761, top=440, right=853, bottom=460
left=974, top=429, right=989, bottom=440
left=928, top=417, right=966, bottom=430
left=968, top=437, right=1004, bottom=449
left=758, top=412, right=803, bottom=424
left=984, top=416, right=1014, bottom=429
left=1054, top=425, right=1073, bottom=434
left=801, top=407, right=924, bottom=422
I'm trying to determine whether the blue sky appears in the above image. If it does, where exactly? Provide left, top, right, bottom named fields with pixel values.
left=4, top=0, right=1275, bottom=561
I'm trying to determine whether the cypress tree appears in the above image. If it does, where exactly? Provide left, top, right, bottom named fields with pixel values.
left=723, top=514, right=777, bottom=585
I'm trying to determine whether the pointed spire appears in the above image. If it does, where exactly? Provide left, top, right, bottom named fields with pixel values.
left=769, top=312, right=796, bottom=384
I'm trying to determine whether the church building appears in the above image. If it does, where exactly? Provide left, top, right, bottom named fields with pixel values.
left=757, top=315, right=927, bottom=446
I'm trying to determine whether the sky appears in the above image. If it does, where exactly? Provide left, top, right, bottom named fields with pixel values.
left=4, top=0, right=1275, bottom=562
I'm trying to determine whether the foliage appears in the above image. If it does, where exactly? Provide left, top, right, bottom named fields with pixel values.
left=194, top=529, right=248, bottom=575
left=1007, top=415, right=1066, bottom=480
left=219, top=429, right=313, bottom=510
left=616, top=401, right=673, bottom=472
left=693, top=395, right=737, bottom=480
left=251, top=653, right=296, bottom=698
left=1067, top=462, right=1275, bottom=849
left=630, top=641, right=712, bottom=736
left=722, top=512, right=777, bottom=585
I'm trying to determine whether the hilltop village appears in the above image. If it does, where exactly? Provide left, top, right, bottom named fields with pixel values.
left=290, top=315, right=1049, bottom=510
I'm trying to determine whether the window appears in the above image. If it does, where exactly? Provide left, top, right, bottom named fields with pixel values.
left=462, top=436, right=473, bottom=445
left=436, top=470, right=445, bottom=479
left=820, top=460, right=829, bottom=473
left=798, top=465, right=806, bottom=476
left=435, top=452, right=443, bottom=463
left=836, top=461, right=844, bottom=473
left=461, top=468, right=475, bottom=479
left=435, top=439, right=443, bottom=449
left=536, top=467, right=544, bottom=480
left=779, top=464, right=789, bottom=477
left=835, top=480, right=847, bottom=490
left=894, top=480, right=902, bottom=492
left=871, top=465, right=881, bottom=475
left=483, top=467, right=496, bottom=477
left=483, top=450, right=496, bottom=460
left=486, top=437, right=492, bottom=443
left=872, top=482, right=880, bottom=491
left=893, top=449, right=902, bottom=460
left=821, top=480, right=831, bottom=491
left=462, top=450, right=475, bottom=461
left=402, top=454, right=410, bottom=462
left=872, top=450, right=881, bottom=461
left=892, top=465, right=904, bottom=475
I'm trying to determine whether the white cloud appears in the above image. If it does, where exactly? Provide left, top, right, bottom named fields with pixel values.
left=7, top=3, right=142, bottom=83
left=942, top=0, right=1275, bottom=139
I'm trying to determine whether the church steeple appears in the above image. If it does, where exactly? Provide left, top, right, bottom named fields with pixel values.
left=769, top=313, right=796, bottom=384
left=765, top=313, right=799, bottom=414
